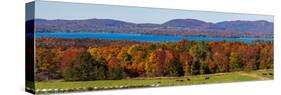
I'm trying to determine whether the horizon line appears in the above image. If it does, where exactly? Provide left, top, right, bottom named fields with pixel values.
left=33, top=18, right=274, bottom=24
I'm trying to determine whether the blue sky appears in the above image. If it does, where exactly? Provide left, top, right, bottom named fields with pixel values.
left=34, top=1, right=273, bottom=24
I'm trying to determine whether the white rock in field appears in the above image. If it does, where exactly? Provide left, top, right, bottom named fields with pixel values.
left=48, top=89, right=52, bottom=91
left=64, top=88, right=69, bottom=91
left=94, top=87, right=98, bottom=89
left=35, top=89, right=40, bottom=93
left=59, top=89, right=64, bottom=91
left=120, top=86, right=123, bottom=88
left=83, top=87, right=87, bottom=90
left=41, top=89, right=47, bottom=92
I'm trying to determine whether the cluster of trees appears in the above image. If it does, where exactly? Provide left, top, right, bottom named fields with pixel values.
left=36, top=38, right=140, bottom=48
left=35, top=39, right=273, bottom=81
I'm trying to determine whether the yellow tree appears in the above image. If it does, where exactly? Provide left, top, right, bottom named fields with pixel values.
left=145, top=52, right=157, bottom=77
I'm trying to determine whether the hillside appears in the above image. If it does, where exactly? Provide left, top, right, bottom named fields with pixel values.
left=27, top=18, right=274, bottom=37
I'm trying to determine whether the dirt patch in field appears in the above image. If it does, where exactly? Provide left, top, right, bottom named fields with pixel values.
left=237, top=72, right=271, bottom=80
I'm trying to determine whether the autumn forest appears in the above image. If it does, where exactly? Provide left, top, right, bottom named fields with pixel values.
left=35, top=38, right=273, bottom=81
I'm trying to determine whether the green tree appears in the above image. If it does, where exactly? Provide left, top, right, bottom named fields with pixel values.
left=63, top=50, right=107, bottom=81
left=229, top=52, right=242, bottom=71
left=189, top=42, right=211, bottom=74
left=167, top=60, right=184, bottom=76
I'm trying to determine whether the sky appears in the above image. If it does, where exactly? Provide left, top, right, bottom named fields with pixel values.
left=33, top=1, right=273, bottom=24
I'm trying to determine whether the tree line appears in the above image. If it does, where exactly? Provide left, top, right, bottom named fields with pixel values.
left=35, top=39, right=273, bottom=81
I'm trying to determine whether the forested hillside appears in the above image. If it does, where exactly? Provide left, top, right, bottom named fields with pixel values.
left=35, top=38, right=273, bottom=81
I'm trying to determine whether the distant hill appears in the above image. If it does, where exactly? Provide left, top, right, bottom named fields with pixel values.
left=28, top=18, right=273, bottom=37
left=213, top=20, right=273, bottom=33
left=163, top=19, right=212, bottom=29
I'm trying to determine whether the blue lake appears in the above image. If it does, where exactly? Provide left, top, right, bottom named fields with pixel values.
left=35, top=32, right=273, bottom=43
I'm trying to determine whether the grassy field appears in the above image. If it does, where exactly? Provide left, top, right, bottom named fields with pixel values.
left=33, top=69, right=273, bottom=93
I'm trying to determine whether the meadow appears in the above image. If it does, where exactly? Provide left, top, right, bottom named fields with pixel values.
left=34, top=69, right=273, bottom=93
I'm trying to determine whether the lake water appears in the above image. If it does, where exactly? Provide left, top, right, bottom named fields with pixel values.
left=35, top=32, right=273, bottom=43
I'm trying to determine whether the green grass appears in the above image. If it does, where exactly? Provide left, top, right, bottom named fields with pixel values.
left=34, top=69, right=273, bottom=93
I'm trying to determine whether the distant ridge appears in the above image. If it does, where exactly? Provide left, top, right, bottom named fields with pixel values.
left=28, top=18, right=273, bottom=37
